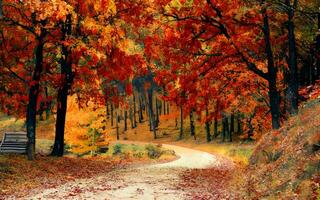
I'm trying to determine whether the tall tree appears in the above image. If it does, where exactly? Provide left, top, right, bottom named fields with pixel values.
left=51, top=14, right=73, bottom=157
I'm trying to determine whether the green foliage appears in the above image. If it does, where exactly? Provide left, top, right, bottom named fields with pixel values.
left=145, top=144, right=162, bottom=159
left=113, top=143, right=123, bottom=155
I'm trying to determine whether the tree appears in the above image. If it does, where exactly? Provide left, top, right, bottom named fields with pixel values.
left=1, top=0, right=71, bottom=159
left=150, top=0, right=287, bottom=130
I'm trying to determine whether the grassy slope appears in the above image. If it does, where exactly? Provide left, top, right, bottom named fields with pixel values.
left=247, top=99, right=320, bottom=199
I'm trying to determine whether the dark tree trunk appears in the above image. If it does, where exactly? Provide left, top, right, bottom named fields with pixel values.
left=129, top=105, right=134, bottom=129
left=124, top=110, right=128, bottom=131
left=285, top=0, right=298, bottom=115
left=230, top=113, right=234, bottom=134
left=269, top=78, right=281, bottom=129
left=225, top=116, right=230, bottom=142
left=138, top=95, right=142, bottom=123
left=166, top=102, right=170, bottom=115
left=316, top=13, right=320, bottom=80
left=106, top=102, right=110, bottom=119
left=45, top=87, right=51, bottom=120
left=227, top=114, right=234, bottom=142
left=110, top=103, right=114, bottom=127
left=147, top=90, right=157, bottom=139
left=51, top=88, right=68, bottom=156
left=163, top=100, right=166, bottom=115
left=179, top=105, right=183, bottom=139
left=26, top=38, right=44, bottom=160
left=310, top=51, right=316, bottom=85
left=190, top=110, right=196, bottom=140
left=237, top=113, right=242, bottom=134
left=222, top=116, right=226, bottom=143
left=230, top=113, right=234, bottom=142
left=51, top=15, right=73, bottom=157
left=158, top=100, right=161, bottom=116
left=0, top=0, right=2, bottom=17
left=39, top=102, right=45, bottom=121
left=214, top=117, right=218, bottom=138
left=205, top=107, right=211, bottom=142
left=133, top=94, right=137, bottom=128
left=116, top=108, right=119, bottom=140
left=138, top=95, right=143, bottom=123
left=262, top=6, right=281, bottom=129
left=155, top=99, right=159, bottom=128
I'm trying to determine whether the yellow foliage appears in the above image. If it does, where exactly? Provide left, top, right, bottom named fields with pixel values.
left=118, top=39, right=143, bottom=55
left=65, top=96, right=109, bottom=154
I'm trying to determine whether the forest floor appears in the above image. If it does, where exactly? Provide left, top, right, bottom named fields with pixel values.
left=21, top=144, right=237, bottom=200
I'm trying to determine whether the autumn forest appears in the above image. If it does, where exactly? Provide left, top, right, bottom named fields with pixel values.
left=0, top=0, right=319, bottom=199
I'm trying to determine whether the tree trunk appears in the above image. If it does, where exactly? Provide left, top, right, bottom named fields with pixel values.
left=285, top=0, right=298, bottom=115
left=51, top=87, right=68, bottom=156
left=133, top=93, right=137, bottom=128
left=138, top=95, right=143, bottom=123
left=237, top=113, right=242, bottom=134
left=269, top=79, right=281, bottom=129
left=0, top=0, right=2, bottom=17
left=124, top=109, right=128, bottom=131
left=163, top=100, right=166, bottom=115
left=166, top=102, right=170, bottom=114
left=229, top=113, right=234, bottom=142
left=159, top=100, right=162, bottom=116
left=129, top=104, right=134, bottom=129
left=229, top=115, right=233, bottom=142
left=110, top=103, right=114, bottom=127
left=190, top=110, right=196, bottom=140
left=222, top=116, right=226, bottom=143
left=230, top=113, right=234, bottom=134
left=51, top=14, right=73, bottom=157
left=225, top=116, right=230, bottom=142
left=155, top=99, right=159, bottom=128
left=147, top=90, right=157, bottom=139
left=106, top=102, right=110, bottom=119
left=214, top=117, right=218, bottom=138
left=262, top=5, right=281, bottom=129
left=45, top=87, right=51, bottom=120
left=116, top=108, right=119, bottom=140
left=316, top=13, right=320, bottom=80
left=205, top=107, right=211, bottom=142
left=179, top=105, right=183, bottom=139
left=26, top=37, right=44, bottom=160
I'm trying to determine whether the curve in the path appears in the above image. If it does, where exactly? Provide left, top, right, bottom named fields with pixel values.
left=152, top=144, right=219, bottom=169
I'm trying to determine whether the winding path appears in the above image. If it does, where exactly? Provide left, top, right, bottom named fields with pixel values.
left=26, top=144, right=223, bottom=200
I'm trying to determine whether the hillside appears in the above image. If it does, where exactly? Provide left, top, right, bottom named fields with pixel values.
left=247, top=99, right=320, bottom=199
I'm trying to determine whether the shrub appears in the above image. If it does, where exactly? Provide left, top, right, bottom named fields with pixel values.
left=113, top=143, right=123, bottom=155
left=145, top=144, right=162, bottom=159
left=133, top=152, right=145, bottom=158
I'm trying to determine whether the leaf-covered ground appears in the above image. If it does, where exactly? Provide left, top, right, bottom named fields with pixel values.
left=0, top=143, right=176, bottom=199
left=246, top=99, right=320, bottom=199
left=0, top=155, right=119, bottom=198
left=19, top=144, right=228, bottom=200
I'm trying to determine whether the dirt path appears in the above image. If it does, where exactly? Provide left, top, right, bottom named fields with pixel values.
left=24, top=144, right=229, bottom=200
